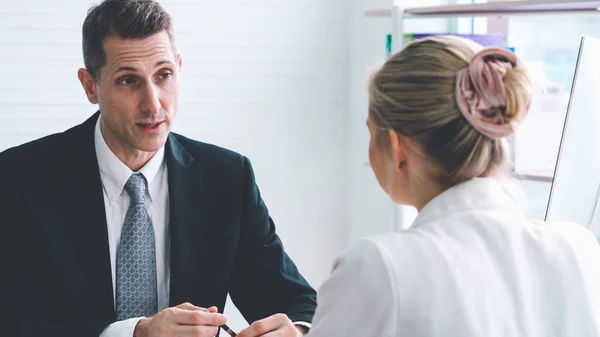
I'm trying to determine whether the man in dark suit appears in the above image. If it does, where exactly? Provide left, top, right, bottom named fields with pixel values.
left=0, top=1, right=316, bottom=336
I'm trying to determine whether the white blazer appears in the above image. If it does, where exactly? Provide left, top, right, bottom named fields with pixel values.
left=307, top=178, right=600, bottom=337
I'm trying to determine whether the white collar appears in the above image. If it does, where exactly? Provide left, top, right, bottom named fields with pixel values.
left=412, top=177, right=524, bottom=228
left=94, top=117, right=166, bottom=204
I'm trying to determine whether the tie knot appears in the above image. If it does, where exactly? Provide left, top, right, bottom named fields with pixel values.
left=124, top=174, right=147, bottom=204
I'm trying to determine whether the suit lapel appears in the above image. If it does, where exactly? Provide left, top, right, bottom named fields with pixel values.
left=165, top=135, right=210, bottom=307
left=57, top=112, right=115, bottom=318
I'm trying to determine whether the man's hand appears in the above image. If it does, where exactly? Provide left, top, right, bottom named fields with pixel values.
left=237, top=314, right=303, bottom=337
left=134, top=302, right=227, bottom=337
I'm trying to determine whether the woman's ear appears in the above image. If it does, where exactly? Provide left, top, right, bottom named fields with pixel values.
left=387, top=129, right=408, bottom=170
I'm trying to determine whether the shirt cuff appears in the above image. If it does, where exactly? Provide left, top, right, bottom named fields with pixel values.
left=293, top=321, right=312, bottom=335
left=99, top=317, right=144, bottom=337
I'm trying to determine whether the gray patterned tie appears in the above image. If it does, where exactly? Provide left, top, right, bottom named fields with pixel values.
left=115, top=173, right=158, bottom=320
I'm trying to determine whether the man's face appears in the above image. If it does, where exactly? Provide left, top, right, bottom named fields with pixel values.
left=81, top=31, right=182, bottom=159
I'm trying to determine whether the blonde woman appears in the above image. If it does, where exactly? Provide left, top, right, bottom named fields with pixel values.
left=306, top=36, right=600, bottom=337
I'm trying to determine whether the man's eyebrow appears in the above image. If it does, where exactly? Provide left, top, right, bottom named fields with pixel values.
left=155, top=60, right=173, bottom=67
left=114, top=66, right=137, bottom=74
left=112, top=60, right=174, bottom=74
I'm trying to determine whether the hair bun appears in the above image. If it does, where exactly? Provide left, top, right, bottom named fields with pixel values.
left=455, top=47, right=529, bottom=139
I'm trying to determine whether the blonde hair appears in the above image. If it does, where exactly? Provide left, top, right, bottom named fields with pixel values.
left=368, top=35, right=531, bottom=187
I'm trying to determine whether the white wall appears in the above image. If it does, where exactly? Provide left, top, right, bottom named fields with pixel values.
left=163, top=1, right=348, bottom=329
left=0, top=0, right=347, bottom=331
left=345, top=0, right=457, bottom=245
left=345, top=0, right=395, bottom=245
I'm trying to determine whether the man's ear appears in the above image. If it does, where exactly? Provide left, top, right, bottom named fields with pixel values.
left=77, top=68, right=98, bottom=104
left=387, top=129, right=408, bottom=170
left=176, top=54, right=183, bottom=70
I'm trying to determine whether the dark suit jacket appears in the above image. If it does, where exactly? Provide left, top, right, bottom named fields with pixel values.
left=0, top=112, right=316, bottom=336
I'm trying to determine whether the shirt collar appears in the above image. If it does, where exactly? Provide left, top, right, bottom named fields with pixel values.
left=412, top=177, right=525, bottom=228
left=94, top=117, right=166, bottom=204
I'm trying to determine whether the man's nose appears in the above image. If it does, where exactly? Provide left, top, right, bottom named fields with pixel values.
left=139, top=83, right=161, bottom=115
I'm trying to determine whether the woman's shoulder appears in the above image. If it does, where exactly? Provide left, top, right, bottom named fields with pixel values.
left=334, top=232, right=430, bottom=275
left=539, top=218, right=594, bottom=235
left=334, top=236, right=391, bottom=269
left=340, top=233, right=413, bottom=260
left=332, top=235, right=401, bottom=277
left=357, top=230, right=438, bottom=256
left=535, top=219, right=600, bottom=253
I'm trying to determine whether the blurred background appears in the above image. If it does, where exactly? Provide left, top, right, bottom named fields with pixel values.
left=1, top=0, right=597, bottom=331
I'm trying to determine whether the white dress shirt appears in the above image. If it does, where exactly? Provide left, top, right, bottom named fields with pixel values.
left=95, top=119, right=171, bottom=337
left=307, top=178, right=600, bottom=337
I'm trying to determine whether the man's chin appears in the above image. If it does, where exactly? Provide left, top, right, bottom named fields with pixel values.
left=137, top=137, right=169, bottom=153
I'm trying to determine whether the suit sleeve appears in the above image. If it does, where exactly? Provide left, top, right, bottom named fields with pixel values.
left=0, top=152, right=113, bottom=337
left=228, top=156, right=317, bottom=324
left=0, top=155, right=19, bottom=335
left=306, top=239, right=398, bottom=337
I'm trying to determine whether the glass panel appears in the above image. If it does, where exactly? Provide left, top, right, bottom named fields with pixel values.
left=507, top=13, right=600, bottom=220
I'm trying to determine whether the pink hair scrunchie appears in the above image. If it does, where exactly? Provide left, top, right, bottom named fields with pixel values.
left=455, top=47, right=527, bottom=139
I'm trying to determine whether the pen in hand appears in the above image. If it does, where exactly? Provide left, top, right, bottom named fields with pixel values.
left=198, top=306, right=237, bottom=336
left=221, top=323, right=237, bottom=337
